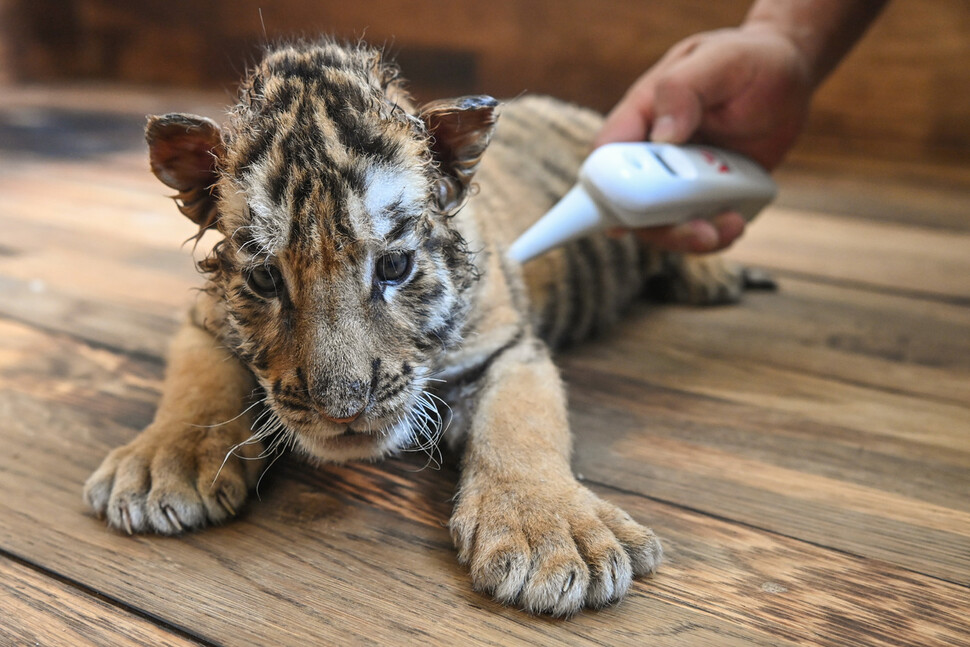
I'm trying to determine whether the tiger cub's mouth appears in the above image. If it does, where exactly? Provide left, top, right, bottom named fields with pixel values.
left=274, top=389, right=446, bottom=464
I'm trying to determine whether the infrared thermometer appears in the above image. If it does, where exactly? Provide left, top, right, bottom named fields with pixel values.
left=507, top=142, right=777, bottom=263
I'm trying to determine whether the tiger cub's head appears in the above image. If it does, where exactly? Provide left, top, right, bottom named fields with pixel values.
left=145, top=40, right=497, bottom=462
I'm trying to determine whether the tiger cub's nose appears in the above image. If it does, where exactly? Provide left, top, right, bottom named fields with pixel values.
left=318, top=378, right=368, bottom=424
left=323, top=408, right=364, bottom=424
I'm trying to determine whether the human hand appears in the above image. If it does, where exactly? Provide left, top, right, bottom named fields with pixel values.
left=595, top=25, right=814, bottom=253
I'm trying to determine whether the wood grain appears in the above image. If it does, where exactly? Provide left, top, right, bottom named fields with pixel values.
left=1, top=336, right=967, bottom=646
left=730, top=208, right=970, bottom=302
left=0, top=335, right=798, bottom=647
left=0, top=555, right=204, bottom=646
left=1, top=85, right=969, bottom=646
left=775, top=154, right=970, bottom=231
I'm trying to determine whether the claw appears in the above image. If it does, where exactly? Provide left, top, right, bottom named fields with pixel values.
left=120, top=505, right=133, bottom=536
left=217, top=490, right=236, bottom=517
left=162, top=505, right=184, bottom=533
left=742, top=266, right=778, bottom=291
left=563, top=571, right=576, bottom=594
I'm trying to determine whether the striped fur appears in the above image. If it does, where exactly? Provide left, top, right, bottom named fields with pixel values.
left=150, top=39, right=745, bottom=463
left=198, top=41, right=481, bottom=462
left=87, top=39, right=758, bottom=615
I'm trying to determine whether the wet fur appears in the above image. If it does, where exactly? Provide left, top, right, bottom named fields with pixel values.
left=85, top=39, right=753, bottom=616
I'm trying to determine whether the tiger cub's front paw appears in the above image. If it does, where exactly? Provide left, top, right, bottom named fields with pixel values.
left=450, top=478, right=662, bottom=616
left=83, top=424, right=265, bottom=535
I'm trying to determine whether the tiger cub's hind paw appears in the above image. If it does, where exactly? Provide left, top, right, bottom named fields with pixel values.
left=648, top=254, right=776, bottom=305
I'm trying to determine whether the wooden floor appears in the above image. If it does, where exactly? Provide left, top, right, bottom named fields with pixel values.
left=1, top=85, right=969, bottom=647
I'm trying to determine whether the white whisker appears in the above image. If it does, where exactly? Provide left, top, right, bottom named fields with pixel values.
left=213, top=401, right=290, bottom=488
left=398, top=384, right=447, bottom=471
left=190, top=398, right=264, bottom=429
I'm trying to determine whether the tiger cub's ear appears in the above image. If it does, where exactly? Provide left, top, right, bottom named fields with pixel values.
left=145, top=113, right=224, bottom=235
left=419, top=95, right=498, bottom=213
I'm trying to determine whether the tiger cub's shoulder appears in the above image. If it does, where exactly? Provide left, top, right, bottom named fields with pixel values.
left=492, top=95, right=603, bottom=153
left=469, top=95, right=604, bottom=250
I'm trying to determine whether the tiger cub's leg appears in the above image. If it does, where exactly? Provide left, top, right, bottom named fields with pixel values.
left=645, top=252, right=776, bottom=305
left=84, top=321, right=266, bottom=534
left=450, top=335, right=662, bottom=615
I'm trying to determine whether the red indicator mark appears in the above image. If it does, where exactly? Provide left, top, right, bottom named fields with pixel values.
left=700, top=149, right=730, bottom=173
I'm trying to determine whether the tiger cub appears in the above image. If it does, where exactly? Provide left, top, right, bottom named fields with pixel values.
left=84, top=39, right=752, bottom=616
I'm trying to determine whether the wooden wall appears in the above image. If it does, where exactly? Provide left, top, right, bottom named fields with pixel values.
left=1, top=0, right=969, bottom=166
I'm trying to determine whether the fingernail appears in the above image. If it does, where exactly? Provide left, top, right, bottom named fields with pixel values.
left=693, top=222, right=719, bottom=252
left=673, top=221, right=718, bottom=253
left=650, top=115, right=678, bottom=143
left=714, top=212, right=746, bottom=246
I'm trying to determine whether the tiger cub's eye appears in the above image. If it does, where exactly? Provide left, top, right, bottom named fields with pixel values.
left=247, top=264, right=284, bottom=298
left=375, top=250, right=413, bottom=285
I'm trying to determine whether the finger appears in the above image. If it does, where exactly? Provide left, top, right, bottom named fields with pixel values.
left=648, top=71, right=705, bottom=144
left=632, top=220, right=720, bottom=254
left=595, top=78, right=656, bottom=147
left=649, top=44, right=754, bottom=144
left=712, top=211, right=747, bottom=248
left=595, top=34, right=711, bottom=147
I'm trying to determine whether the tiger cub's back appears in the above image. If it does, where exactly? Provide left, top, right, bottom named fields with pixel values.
left=475, top=96, right=652, bottom=350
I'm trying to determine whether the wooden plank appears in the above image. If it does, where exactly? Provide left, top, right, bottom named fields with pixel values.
left=0, top=358, right=792, bottom=645
left=0, top=389, right=961, bottom=647
left=555, top=279, right=970, bottom=582
left=0, top=160, right=192, bottom=247
left=578, top=416, right=970, bottom=584
left=0, top=555, right=205, bottom=647
left=2, top=145, right=969, bottom=583
left=5, top=264, right=967, bottom=484
left=623, top=275, right=970, bottom=406
left=0, top=274, right=177, bottom=360
left=2, top=84, right=969, bottom=646
left=2, top=238, right=968, bottom=518
left=4, top=87, right=969, bottom=306
left=0, top=182, right=205, bottom=313
left=569, top=368, right=970, bottom=511
left=0, top=317, right=968, bottom=646
left=731, top=207, right=970, bottom=301
left=0, top=84, right=226, bottom=125
left=776, top=154, right=970, bottom=231
left=643, top=492, right=970, bottom=647
left=573, top=315, right=970, bottom=456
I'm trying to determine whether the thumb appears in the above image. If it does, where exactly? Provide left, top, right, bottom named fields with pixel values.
left=649, top=76, right=703, bottom=144
left=649, top=48, right=746, bottom=144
